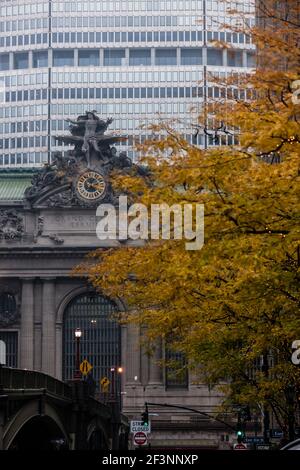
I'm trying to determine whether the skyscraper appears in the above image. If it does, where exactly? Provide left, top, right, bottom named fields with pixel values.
left=0, top=0, right=255, bottom=167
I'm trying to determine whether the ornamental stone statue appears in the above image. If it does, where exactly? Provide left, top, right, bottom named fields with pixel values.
left=54, top=111, right=127, bottom=168
left=24, top=111, right=146, bottom=208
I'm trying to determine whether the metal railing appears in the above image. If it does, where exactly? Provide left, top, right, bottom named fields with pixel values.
left=0, top=365, right=72, bottom=400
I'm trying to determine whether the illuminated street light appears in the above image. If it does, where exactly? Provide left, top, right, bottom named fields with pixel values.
left=74, top=328, right=82, bottom=380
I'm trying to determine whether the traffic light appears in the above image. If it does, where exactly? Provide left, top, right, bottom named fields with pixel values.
left=141, top=405, right=149, bottom=426
left=236, top=409, right=245, bottom=443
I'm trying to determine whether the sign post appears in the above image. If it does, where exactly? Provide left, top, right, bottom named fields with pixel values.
left=130, top=420, right=151, bottom=434
left=233, top=442, right=248, bottom=450
left=133, top=431, right=148, bottom=447
left=100, top=376, right=110, bottom=393
left=80, top=359, right=93, bottom=376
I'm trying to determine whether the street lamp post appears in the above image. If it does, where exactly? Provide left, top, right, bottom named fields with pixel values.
left=110, top=366, right=123, bottom=450
left=74, top=328, right=82, bottom=381
left=110, top=366, right=123, bottom=402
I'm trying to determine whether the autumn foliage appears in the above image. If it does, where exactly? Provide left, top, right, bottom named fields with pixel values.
left=80, top=0, right=300, bottom=437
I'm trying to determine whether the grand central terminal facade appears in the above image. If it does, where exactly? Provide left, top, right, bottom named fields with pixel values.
left=0, top=113, right=230, bottom=449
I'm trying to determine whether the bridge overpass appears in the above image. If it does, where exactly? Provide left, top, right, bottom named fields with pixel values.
left=0, top=366, right=129, bottom=450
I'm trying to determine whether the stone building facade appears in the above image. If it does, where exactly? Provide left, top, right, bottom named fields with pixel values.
left=0, top=116, right=234, bottom=448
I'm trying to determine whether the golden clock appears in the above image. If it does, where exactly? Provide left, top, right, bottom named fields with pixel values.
left=75, top=171, right=106, bottom=202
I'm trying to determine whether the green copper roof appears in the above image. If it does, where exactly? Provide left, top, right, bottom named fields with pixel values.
left=0, top=169, right=36, bottom=201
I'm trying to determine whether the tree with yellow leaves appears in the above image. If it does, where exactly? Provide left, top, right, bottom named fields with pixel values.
left=80, top=0, right=300, bottom=441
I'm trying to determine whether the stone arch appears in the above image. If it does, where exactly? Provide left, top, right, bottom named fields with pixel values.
left=87, top=417, right=110, bottom=449
left=55, top=285, right=100, bottom=379
left=56, top=285, right=126, bottom=326
left=62, top=291, right=122, bottom=383
left=3, top=400, right=69, bottom=450
left=57, top=285, right=126, bottom=382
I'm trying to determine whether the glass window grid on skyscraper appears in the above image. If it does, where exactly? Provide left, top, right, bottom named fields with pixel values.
left=0, top=0, right=255, bottom=167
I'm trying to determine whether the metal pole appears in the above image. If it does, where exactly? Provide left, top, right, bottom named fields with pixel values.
left=111, top=368, right=115, bottom=401
left=74, top=336, right=81, bottom=380
left=145, top=402, right=236, bottom=431
left=262, top=353, right=270, bottom=444
left=76, top=337, right=80, bottom=372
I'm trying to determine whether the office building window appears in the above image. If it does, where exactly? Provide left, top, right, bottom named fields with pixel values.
left=104, top=49, right=126, bottom=66
left=129, top=49, right=151, bottom=66
left=0, top=53, right=9, bottom=71
left=228, top=50, right=243, bottom=67
left=53, top=50, right=74, bottom=67
left=78, top=49, right=100, bottom=67
left=207, top=48, right=223, bottom=66
left=33, top=51, right=48, bottom=68
left=14, top=52, right=29, bottom=69
left=247, top=52, right=256, bottom=68
left=181, top=48, right=202, bottom=65
left=155, top=48, right=177, bottom=66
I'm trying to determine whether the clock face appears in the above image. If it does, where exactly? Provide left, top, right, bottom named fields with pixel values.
left=76, top=171, right=106, bottom=202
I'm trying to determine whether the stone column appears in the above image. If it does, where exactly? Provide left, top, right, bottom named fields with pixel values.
left=125, top=324, right=141, bottom=385
left=55, top=323, right=63, bottom=380
left=33, top=280, right=42, bottom=372
left=140, top=327, right=149, bottom=386
left=149, top=339, right=163, bottom=385
left=20, top=278, right=35, bottom=370
left=42, top=278, right=56, bottom=377
left=121, top=325, right=127, bottom=390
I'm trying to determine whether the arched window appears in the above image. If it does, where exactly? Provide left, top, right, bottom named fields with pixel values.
left=63, top=293, right=121, bottom=386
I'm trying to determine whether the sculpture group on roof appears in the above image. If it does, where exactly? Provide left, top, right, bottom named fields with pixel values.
left=55, top=111, right=128, bottom=168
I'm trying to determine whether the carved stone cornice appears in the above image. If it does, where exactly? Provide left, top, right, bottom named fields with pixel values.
left=0, top=209, right=24, bottom=241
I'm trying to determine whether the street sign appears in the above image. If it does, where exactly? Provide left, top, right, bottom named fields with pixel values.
left=270, top=429, right=283, bottom=438
left=100, top=376, right=110, bottom=392
left=80, top=359, right=93, bottom=376
left=245, top=436, right=264, bottom=444
left=233, top=443, right=248, bottom=450
left=133, top=431, right=148, bottom=446
left=256, top=444, right=271, bottom=451
left=130, top=420, right=151, bottom=434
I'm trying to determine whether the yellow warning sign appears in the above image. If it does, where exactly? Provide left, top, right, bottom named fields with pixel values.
left=100, top=377, right=110, bottom=392
left=80, top=359, right=93, bottom=376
